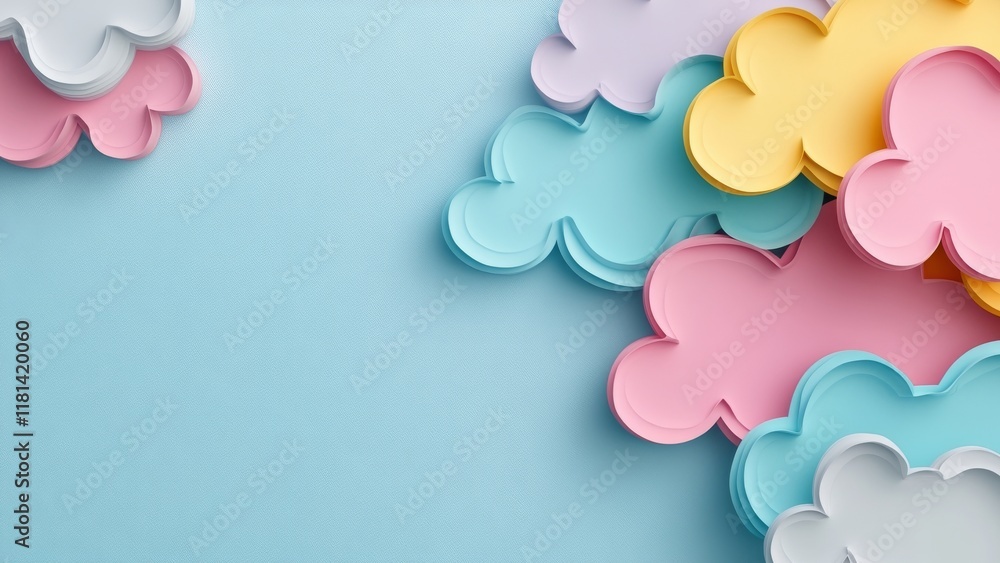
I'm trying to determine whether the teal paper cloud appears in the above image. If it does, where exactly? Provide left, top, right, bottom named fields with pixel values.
left=732, top=342, right=1000, bottom=537
left=442, top=57, right=823, bottom=291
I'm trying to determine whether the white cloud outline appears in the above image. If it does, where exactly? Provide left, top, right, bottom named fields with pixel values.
left=766, top=434, right=1000, bottom=563
left=0, top=0, right=194, bottom=99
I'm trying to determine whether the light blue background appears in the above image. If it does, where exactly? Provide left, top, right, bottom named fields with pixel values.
left=0, top=2, right=763, bottom=561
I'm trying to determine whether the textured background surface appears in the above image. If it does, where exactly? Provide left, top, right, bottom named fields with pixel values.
left=0, top=2, right=762, bottom=560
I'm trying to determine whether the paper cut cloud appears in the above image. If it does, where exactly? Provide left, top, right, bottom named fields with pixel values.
left=530, top=0, right=833, bottom=114
left=0, top=40, right=201, bottom=168
left=732, top=342, right=1000, bottom=537
left=965, top=276, right=1000, bottom=318
left=443, top=57, right=822, bottom=291
left=609, top=204, right=1000, bottom=444
left=840, top=47, right=1000, bottom=285
left=685, top=0, right=1000, bottom=195
left=0, top=0, right=194, bottom=99
left=767, top=435, right=1000, bottom=563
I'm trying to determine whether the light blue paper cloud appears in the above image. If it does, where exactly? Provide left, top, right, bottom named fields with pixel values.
left=442, top=56, right=823, bottom=291
left=732, top=342, right=1000, bottom=537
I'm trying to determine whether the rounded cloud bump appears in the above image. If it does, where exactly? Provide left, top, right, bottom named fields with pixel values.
left=767, top=435, right=1000, bottom=563
left=609, top=205, right=1000, bottom=445
left=732, top=343, right=1000, bottom=537
left=443, top=57, right=822, bottom=291
left=530, top=0, right=832, bottom=114
left=841, top=47, right=1000, bottom=284
left=685, top=0, right=1000, bottom=195
left=0, top=41, right=201, bottom=167
left=0, top=0, right=194, bottom=99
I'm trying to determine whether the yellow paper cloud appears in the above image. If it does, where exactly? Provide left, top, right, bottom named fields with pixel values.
left=685, top=0, right=1000, bottom=195
left=965, top=276, right=1000, bottom=317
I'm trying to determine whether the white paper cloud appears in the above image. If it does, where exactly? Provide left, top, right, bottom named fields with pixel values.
left=766, top=434, right=1000, bottom=563
left=0, top=0, right=194, bottom=99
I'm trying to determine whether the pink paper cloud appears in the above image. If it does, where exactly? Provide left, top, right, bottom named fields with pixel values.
left=609, top=204, right=1000, bottom=444
left=0, top=40, right=201, bottom=168
left=840, top=47, right=1000, bottom=281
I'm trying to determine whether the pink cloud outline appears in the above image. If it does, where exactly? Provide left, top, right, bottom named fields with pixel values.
left=840, top=47, right=1000, bottom=281
left=0, top=40, right=201, bottom=168
left=608, top=204, right=1000, bottom=444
